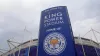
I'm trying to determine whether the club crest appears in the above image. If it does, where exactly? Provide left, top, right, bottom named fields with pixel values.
left=43, top=32, right=66, bottom=55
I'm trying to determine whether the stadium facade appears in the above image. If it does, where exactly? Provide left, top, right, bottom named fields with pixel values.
left=0, top=6, right=100, bottom=56
left=0, top=37, right=100, bottom=56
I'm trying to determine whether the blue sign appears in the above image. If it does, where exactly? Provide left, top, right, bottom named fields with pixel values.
left=38, top=6, right=76, bottom=56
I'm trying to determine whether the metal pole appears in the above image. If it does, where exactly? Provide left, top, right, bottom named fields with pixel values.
left=24, top=26, right=33, bottom=56
left=0, top=49, right=8, bottom=51
left=7, top=40, right=11, bottom=50
left=82, top=30, right=92, bottom=38
left=91, top=28, right=99, bottom=56
left=0, top=51, right=3, bottom=54
left=93, top=29, right=100, bottom=47
left=9, top=41, right=21, bottom=44
left=18, top=46, right=21, bottom=56
left=28, top=39, right=32, bottom=56
left=79, top=35, right=86, bottom=56
left=89, top=35, right=99, bottom=56
left=82, top=30, right=92, bottom=56
left=93, top=29, right=100, bottom=35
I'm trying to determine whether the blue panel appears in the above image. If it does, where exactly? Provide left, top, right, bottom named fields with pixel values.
left=29, top=46, right=37, bottom=56
left=8, top=54, right=10, bottom=56
left=38, top=6, right=76, bottom=56
left=15, top=51, right=19, bottom=56
left=83, top=45, right=97, bottom=56
left=75, top=44, right=84, bottom=56
left=8, top=54, right=14, bottom=56
left=11, top=54, right=14, bottom=56
left=19, top=47, right=29, bottom=56
left=95, top=48, right=100, bottom=56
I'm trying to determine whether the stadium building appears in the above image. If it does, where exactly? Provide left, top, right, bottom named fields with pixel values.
left=0, top=6, right=100, bottom=56
left=0, top=37, right=100, bottom=56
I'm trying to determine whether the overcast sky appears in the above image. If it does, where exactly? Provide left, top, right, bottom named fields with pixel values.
left=0, top=0, right=100, bottom=52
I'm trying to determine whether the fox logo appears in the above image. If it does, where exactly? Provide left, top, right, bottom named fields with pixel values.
left=44, top=32, right=66, bottom=55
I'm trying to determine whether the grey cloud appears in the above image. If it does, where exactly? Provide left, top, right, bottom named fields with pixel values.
left=71, top=0, right=100, bottom=42
left=0, top=0, right=100, bottom=53
left=0, top=11, right=40, bottom=51
left=85, top=0, right=100, bottom=19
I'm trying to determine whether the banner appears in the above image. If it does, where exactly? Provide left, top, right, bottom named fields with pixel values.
left=38, top=6, right=76, bottom=56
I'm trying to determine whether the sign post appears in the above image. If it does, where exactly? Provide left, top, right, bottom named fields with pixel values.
left=38, top=6, right=76, bottom=56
